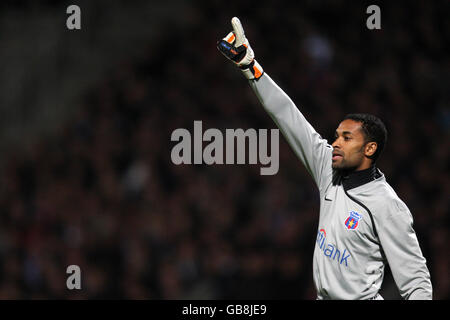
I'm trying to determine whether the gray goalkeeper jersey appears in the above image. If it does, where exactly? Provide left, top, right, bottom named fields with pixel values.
left=249, top=73, right=432, bottom=300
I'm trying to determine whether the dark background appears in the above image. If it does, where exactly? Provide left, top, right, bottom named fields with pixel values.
left=0, top=0, right=448, bottom=299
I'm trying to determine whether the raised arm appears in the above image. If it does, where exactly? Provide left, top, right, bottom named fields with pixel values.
left=217, top=17, right=332, bottom=188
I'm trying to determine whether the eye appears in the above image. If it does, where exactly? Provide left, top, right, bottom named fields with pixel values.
left=344, top=137, right=351, bottom=141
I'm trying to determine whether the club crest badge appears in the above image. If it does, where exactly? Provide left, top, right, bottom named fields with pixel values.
left=344, top=211, right=362, bottom=230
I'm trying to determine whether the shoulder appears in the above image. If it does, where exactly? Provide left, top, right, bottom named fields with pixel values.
left=357, top=175, right=411, bottom=218
left=378, top=180, right=409, bottom=209
left=371, top=180, right=413, bottom=224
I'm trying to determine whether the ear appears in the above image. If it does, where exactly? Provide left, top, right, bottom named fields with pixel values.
left=364, top=142, right=378, bottom=158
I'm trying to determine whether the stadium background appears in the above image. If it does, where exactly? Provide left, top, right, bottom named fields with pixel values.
left=0, top=0, right=448, bottom=299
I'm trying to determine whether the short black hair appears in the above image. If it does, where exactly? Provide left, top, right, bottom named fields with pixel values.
left=343, top=113, right=387, bottom=162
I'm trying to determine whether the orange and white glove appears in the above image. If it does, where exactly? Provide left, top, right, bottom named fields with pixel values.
left=217, top=17, right=264, bottom=80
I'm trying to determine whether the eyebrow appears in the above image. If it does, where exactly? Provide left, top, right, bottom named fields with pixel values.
left=335, top=130, right=353, bottom=136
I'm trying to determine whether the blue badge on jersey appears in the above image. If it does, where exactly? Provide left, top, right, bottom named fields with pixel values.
left=344, top=211, right=362, bottom=230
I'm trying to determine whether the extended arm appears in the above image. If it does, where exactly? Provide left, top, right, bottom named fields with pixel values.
left=217, top=17, right=332, bottom=188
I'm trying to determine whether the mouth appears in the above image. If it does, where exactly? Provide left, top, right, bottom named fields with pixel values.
left=332, top=151, right=343, bottom=161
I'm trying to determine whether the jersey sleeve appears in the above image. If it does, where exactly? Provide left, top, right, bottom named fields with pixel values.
left=249, top=73, right=332, bottom=190
left=376, top=198, right=433, bottom=299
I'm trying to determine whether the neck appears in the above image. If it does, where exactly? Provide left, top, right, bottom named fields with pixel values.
left=355, top=159, right=374, bottom=172
left=333, top=164, right=380, bottom=190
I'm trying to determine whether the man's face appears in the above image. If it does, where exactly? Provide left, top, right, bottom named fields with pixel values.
left=331, top=119, right=369, bottom=171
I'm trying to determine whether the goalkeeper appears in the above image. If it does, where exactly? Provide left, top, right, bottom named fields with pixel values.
left=217, top=17, right=432, bottom=300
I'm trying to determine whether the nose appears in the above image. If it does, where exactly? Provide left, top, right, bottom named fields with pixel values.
left=332, top=138, right=340, bottom=149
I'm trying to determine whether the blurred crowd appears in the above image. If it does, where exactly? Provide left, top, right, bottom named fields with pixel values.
left=0, top=0, right=448, bottom=299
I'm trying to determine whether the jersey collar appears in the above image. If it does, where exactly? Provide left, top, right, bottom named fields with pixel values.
left=333, top=165, right=381, bottom=191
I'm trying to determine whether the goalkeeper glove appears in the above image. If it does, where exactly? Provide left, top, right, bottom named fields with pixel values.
left=217, top=17, right=264, bottom=80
